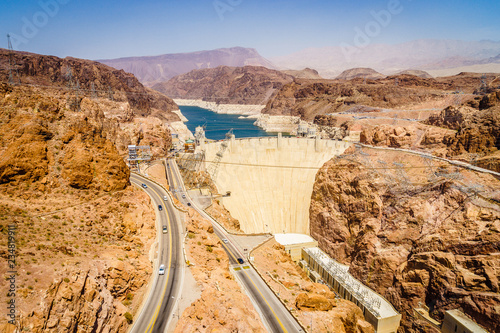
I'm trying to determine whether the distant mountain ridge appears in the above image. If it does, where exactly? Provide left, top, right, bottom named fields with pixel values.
left=99, top=47, right=275, bottom=87
left=271, top=39, right=500, bottom=78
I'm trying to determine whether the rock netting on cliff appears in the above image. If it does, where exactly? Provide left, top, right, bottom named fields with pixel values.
left=310, top=147, right=500, bottom=332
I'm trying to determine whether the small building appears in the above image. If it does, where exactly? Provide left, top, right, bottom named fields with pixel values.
left=184, top=139, right=195, bottom=153
left=442, top=309, right=488, bottom=333
left=297, top=123, right=308, bottom=137
left=274, top=234, right=318, bottom=261
left=307, top=127, right=317, bottom=138
left=171, top=137, right=180, bottom=150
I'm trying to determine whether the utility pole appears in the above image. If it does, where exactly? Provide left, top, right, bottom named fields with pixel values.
left=7, top=34, right=21, bottom=85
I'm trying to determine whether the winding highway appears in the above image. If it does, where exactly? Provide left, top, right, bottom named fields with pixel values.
left=129, top=173, right=184, bottom=333
left=165, top=159, right=304, bottom=333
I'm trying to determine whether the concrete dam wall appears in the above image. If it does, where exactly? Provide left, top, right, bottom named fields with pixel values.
left=202, top=136, right=351, bottom=234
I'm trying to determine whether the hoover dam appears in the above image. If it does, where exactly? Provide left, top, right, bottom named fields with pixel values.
left=201, top=135, right=352, bottom=234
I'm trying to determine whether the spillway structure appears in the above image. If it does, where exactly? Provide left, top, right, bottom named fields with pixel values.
left=201, top=134, right=351, bottom=234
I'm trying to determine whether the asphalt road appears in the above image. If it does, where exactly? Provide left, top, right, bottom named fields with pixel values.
left=166, top=159, right=304, bottom=333
left=129, top=173, right=184, bottom=333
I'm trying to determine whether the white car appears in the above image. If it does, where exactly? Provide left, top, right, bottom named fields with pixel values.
left=182, top=194, right=186, bottom=199
left=222, top=239, right=228, bottom=244
left=159, top=264, right=165, bottom=275
left=163, top=195, right=168, bottom=201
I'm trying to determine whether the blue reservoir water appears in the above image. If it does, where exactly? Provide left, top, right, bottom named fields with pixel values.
left=179, top=105, right=279, bottom=141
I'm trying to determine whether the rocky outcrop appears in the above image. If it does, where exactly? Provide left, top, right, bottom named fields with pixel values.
left=22, top=260, right=150, bottom=333
left=310, top=148, right=500, bottom=332
left=422, top=105, right=473, bottom=130
left=360, top=124, right=452, bottom=152
left=0, top=86, right=130, bottom=190
left=295, top=293, right=336, bottom=311
left=440, top=92, right=500, bottom=159
left=154, top=65, right=293, bottom=106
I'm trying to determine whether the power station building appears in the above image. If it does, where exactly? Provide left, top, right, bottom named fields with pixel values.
left=301, top=247, right=401, bottom=333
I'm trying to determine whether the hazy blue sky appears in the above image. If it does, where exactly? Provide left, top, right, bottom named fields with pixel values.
left=1, top=0, right=499, bottom=59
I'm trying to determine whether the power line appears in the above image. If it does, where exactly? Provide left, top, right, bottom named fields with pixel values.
left=178, top=154, right=434, bottom=171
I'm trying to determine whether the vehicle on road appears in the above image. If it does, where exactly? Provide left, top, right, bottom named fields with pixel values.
left=237, top=258, right=244, bottom=264
left=163, top=195, right=168, bottom=201
left=187, top=202, right=191, bottom=206
left=158, top=205, right=163, bottom=211
left=159, top=264, right=165, bottom=275
left=141, top=183, right=147, bottom=189
left=222, top=239, right=228, bottom=244
left=162, top=225, right=168, bottom=233
left=182, top=194, right=186, bottom=198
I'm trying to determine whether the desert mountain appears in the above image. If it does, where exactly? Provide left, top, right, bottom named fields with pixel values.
left=336, top=68, right=385, bottom=80
left=271, top=39, right=500, bottom=78
left=99, top=47, right=275, bottom=87
left=281, top=68, right=323, bottom=79
left=395, top=70, right=433, bottom=78
left=153, top=66, right=293, bottom=105
left=0, top=49, right=179, bottom=122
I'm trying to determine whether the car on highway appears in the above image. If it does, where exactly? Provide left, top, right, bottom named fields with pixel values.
left=182, top=194, right=186, bottom=198
left=162, top=225, right=168, bottom=233
left=187, top=202, right=191, bottom=206
left=163, top=195, right=168, bottom=201
left=222, top=239, right=228, bottom=244
left=237, top=258, right=244, bottom=264
left=158, top=205, right=163, bottom=211
left=141, top=183, right=147, bottom=189
left=158, top=264, right=165, bottom=275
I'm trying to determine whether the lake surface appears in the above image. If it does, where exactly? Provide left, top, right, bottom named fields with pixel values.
left=179, top=105, right=278, bottom=140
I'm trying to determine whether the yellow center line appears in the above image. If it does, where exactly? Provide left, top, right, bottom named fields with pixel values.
left=218, top=238, right=287, bottom=332
left=131, top=176, right=173, bottom=333
left=242, top=269, right=288, bottom=333
left=168, top=160, right=178, bottom=190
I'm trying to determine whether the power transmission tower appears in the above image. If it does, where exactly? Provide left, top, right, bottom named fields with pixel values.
left=108, top=86, right=114, bottom=101
left=64, top=67, right=81, bottom=111
left=206, top=129, right=233, bottom=182
left=392, top=114, right=398, bottom=126
left=75, top=81, right=81, bottom=111
left=454, top=89, right=463, bottom=106
left=393, top=162, right=411, bottom=191
left=91, top=82, right=97, bottom=100
left=479, top=74, right=488, bottom=94
left=7, top=34, right=21, bottom=85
